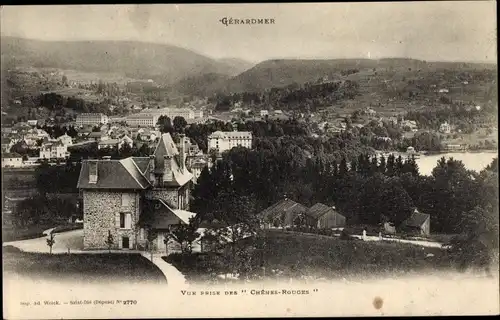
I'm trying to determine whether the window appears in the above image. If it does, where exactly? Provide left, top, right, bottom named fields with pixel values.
left=120, top=212, right=125, bottom=228
left=119, top=212, right=132, bottom=229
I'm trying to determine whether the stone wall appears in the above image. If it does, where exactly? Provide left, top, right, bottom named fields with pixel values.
left=83, top=190, right=140, bottom=250
left=145, top=188, right=179, bottom=208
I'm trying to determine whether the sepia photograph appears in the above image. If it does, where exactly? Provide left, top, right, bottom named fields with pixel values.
left=1, top=2, right=498, bottom=318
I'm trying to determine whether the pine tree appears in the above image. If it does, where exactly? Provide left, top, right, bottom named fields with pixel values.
left=339, top=157, right=348, bottom=177
left=395, top=155, right=404, bottom=176
left=370, top=156, right=379, bottom=175
left=379, top=155, right=387, bottom=174
left=386, top=154, right=396, bottom=176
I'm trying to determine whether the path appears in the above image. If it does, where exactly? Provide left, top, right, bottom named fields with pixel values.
left=141, top=253, right=188, bottom=288
left=3, top=229, right=189, bottom=286
left=351, top=234, right=444, bottom=248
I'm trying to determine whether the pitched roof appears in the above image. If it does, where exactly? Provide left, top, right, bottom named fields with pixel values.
left=2, top=152, right=22, bottom=158
left=88, top=132, right=107, bottom=138
left=402, top=210, right=430, bottom=228
left=143, top=199, right=196, bottom=229
left=131, top=157, right=150, bottom=173
left=306, top=203, right=344, bottom=219
left=77, top=158, right=151, bottom=190
left=150, top=133, right=193, bottom=187
left=98, top=139, right=120, bottom=145
left=259, top=199, right=307, bottom=221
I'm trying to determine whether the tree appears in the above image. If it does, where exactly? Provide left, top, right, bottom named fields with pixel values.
left=166, top=217, right=200, bottom=254
left=448, top=205, right=498, bottom=273
left=146, top=227, right=158, bottom=261
left=46, top=232, right=56, bottom=254
left=173, top=116, right=188, bottom=132
left=105, top=230, right=114, bottom=253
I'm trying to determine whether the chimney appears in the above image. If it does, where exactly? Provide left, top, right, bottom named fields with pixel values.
left=179, top=134, right=186, bottom=172
left=149, top=155, right=156, bottom=186
left=163, top=155, right=173, bottom=182
left=89, top=160, right=98, bottom=184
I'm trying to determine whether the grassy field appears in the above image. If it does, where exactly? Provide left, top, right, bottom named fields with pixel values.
left=3, top=249, right=166, bottom=284
left=2, top=222, right=83, bottom=243
left=165, top=230, right=454, bottom=284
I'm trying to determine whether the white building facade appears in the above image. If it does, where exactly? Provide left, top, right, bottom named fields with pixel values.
left=76, top=113, right=109, bottom=126
left=207, top=131, right=253, bottom=153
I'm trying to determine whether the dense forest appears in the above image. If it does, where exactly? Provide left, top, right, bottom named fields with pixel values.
left=209, top=80, right=360, bottom=113
left=192, top=146, right=498, bottom=267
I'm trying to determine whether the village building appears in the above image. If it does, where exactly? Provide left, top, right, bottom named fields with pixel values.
left=439, top=121, right=452, bottom=134
left=76, top=113, right=109, bottom=126
left=207, top=131, right=253, bottom=153
left=57, top=133, right=73, bottom=147
left=77, top=133, right=194, bottom=250
left=126, top=113, right=160, bottom=128
left=141, top=107, right=195, bottom=120
left=39, top=140, right=69, bottom=160
left=188, top=158, right=208, bottom=183
left=400, top=209, right=431, bottom=236
left=1, top=152, right=23, bottom=168
left=259, top=199, right=308, bottom=229
left=1, top=138, right=14, bottom=153
left=304, top=203, right=346, bottom=229
left=88, top=131, right=110, bottom=142
left=260, top=110, right=269, bottom=117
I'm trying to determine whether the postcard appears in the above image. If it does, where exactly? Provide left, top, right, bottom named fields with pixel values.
left=1, top=2, right=498, bottom=319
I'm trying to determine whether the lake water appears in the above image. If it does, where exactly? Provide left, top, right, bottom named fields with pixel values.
left=416, top=151, right=498, bottom=176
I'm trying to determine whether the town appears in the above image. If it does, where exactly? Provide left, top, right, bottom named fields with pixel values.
left=1, top=6, right=498, bottom=291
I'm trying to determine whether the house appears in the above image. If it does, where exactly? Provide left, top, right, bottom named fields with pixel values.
left=2, top=152, right=23, bottom=168
left=439, top=121, right=451, bottom=134
left=77, top=133, right=194, bottom=250
left=39, top=141, right=69, bottom=160
left=259, top=199, right=308, bottom=229
left=188, top=158, right=208, bottom=183
left=88, top=132, right=109, bottom=142
left=305, top=203, right=346, bottom=229
left=365, top=108, right=377, bottom=116
left=120, top=135, right=134, bottom=148
left=400, top=209, right=430, bottom=236
left=27, top=120, right=38, bottom=126
left=260, top=110, right=269, bottom=117
left=57, top=133, right=73, bottom=147
left=77, top=126, right=94, bottom=137
left=97, top=139, right=122, bottom=150
left=1, top=138, right=14, bottom=153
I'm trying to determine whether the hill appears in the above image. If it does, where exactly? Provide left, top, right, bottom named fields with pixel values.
left=217, top=58, right=497, bottom=94
left=172, top=73, right=231, bottom=97
left=216, top=57, right=255, bottom=75
left=0, top=36, right=239, bottom=84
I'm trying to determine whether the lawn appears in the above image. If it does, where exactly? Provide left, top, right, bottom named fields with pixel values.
left=3, top=249, right=166, bottom=285
left=2, top=222, right=83, bottom=243
left=164, top=229, right=454, bottom=284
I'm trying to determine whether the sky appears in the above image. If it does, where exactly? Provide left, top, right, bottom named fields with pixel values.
left=0, top=2, right=497, bottom=63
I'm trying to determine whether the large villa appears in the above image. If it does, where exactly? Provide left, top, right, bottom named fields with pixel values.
left=77, top=132, right=196, bottom=251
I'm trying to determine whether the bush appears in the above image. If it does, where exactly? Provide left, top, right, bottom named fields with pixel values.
left=340, top=229, right=353, bottom=240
